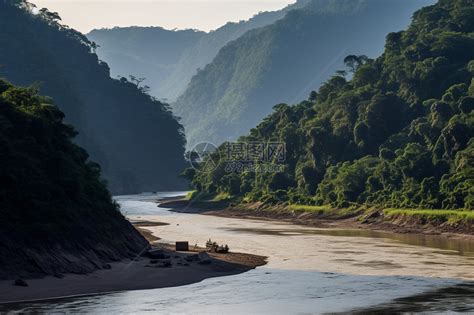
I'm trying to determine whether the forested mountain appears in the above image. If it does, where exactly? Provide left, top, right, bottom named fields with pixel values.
left=87, top=27, right=206, bottom=101
left=175, top=0, right=434, bottom=147
left=0, top=79, right=148, bottom=279
left=187, top=0, right=474, bottom=210
left=87, top=0, right=310, bottom=101
left=0, top=1, right=186, bottom=194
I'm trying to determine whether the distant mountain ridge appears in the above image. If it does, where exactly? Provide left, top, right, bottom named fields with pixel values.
left=87, top=0, right=310, bottom=101
left=0, top=1, right=186, bottom=194
left=174, top=0, right=435, bottom=147
left=88, top=27, right=206, bottom=101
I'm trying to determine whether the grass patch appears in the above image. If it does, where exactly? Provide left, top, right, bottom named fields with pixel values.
left=288, top=204, right=361, bottom=216
left=186, top=190, right=214, bottom=202
left=289, top=204, right=334, bottom=214
left=384, top=208, right=474, bottom=224
left=184, top=191, right=242, bottom=211
left=187, top=191, right=234, bottom=202
left=211, top=192, right=232, bottom=202
left=242, top=195, right=252, bottom=203
left=185, top=190, right=198, bottom=200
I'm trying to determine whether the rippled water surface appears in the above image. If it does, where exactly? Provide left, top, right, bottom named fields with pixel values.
left=3, top=193, right=474, bottom=314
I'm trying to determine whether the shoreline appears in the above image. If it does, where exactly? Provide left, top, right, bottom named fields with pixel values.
left=4, top=195, right=474, bottom=312
left=158, top=198, right=474, bottom=242
left=0, top=242, right=266, bottom=305
left=3, top=195, right=471, bottom=306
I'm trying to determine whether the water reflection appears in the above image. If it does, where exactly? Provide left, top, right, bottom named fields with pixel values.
left=346, top=282, right=474, bottom=314
left=114, top=192, right=186, bottom=216
left=2, top=269, right=471, bottom=314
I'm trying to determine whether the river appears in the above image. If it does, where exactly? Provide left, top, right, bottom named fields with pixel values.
left=4, top=193, right=474, bottom=314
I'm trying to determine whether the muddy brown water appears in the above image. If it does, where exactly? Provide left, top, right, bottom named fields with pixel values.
left=226, top=227, right=474, bottom=257
left=2, top=193, right=473, bottom=314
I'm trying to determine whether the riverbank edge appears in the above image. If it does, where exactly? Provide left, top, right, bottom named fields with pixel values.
left=0, top=238, right=266, bottom=305
left=157, top=197, right=474, bottom=241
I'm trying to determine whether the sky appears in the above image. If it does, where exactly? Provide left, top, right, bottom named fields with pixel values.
left=31, top=0, right=296, bottom=34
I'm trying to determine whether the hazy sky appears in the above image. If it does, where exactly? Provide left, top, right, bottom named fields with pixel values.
left=31, top=0, right=296, bottom=34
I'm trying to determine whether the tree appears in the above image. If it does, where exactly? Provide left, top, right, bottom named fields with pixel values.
left=343, top=55, right=369, bottom=73
left=39, top=8, right=62, bottom=25
left=309, top=91, right=318, bottom=101
left=128, top=75, right=147, bottom=88
left=459, top=97, right=474, bottom=113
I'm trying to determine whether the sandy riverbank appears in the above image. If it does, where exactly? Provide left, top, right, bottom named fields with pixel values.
left=0, top=240, right=266, bottom=304
left=130, top=215, right=474, bottom=281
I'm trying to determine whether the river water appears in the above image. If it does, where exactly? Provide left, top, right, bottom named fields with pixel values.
left=4, top=193, right=474, bottom=314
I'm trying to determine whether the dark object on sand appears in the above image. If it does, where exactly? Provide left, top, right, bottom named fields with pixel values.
left=176, top=241, right=189, bottom=251
left=14, top=279, right=28, bottom=287
left=147, top=249, right=170, bottom=259
left=206, top=239, right=229, bottom=253
left=184, top=254, right=199, bottom=262
left=197, top=252, right=212, bottom=265
left=158, top=260, right=172, bottom=268
left=216, top=245, right=229, bottom=253
left=102, top=264, right=112, bottom=270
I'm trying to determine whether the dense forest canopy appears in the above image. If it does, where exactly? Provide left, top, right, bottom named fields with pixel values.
left=0, top=0, right=186, bottom=194
left=173, top=0, right=434, bottom=148
left=0, top=79, right=147, bottom=279
left=187, top=0, right=474, bottom=211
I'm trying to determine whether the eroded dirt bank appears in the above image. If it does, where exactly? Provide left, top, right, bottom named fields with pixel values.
left=158, top=198, right=474, bottom=241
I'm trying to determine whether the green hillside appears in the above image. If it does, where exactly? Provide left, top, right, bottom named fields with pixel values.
left=187, top=0, right=474, bottom=212
left=0, top=1, right=186, bottom=194
left=174, top=0, right=434, bottom=147
left=0, top=79, right=148, bottom=279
